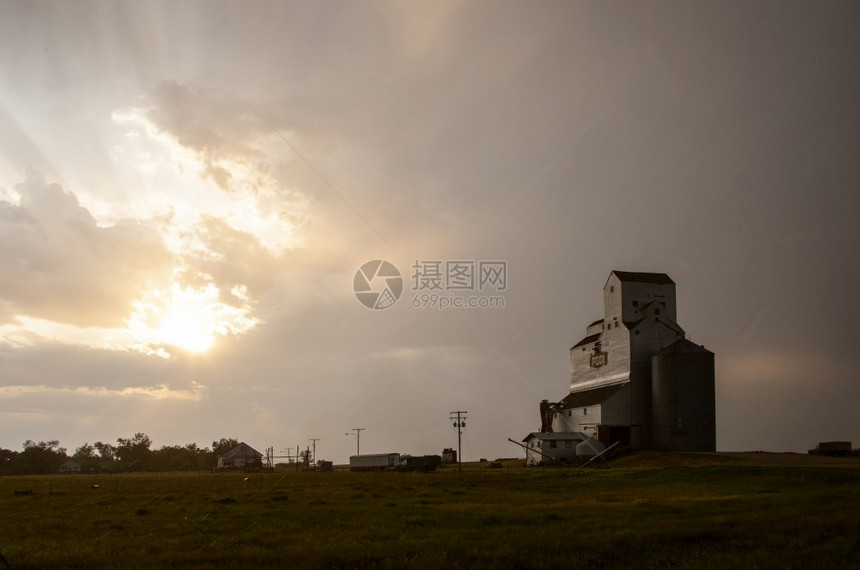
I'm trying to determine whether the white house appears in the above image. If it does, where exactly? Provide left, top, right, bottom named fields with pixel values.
left=521, top=432, right=591, bottom=465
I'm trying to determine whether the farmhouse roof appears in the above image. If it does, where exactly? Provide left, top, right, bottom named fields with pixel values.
left=560, top=383, right=627, bottom=409
left=609, top=270, right=675, bottom=285
left=654, top=338, right=714, bottom=356
left=522, top=431, right=590, bottom=442
left=572, top=332, right=602, bottom=349
left=220, top=442, right=263, bottom=460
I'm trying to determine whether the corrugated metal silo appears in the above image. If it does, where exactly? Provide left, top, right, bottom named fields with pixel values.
left=651, top=339, right=716, bottom=451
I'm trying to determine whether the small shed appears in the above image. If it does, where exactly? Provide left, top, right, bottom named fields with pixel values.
left=522, top=432, right=590, bottom=465
left=576, top=437, right=606, bottom=457
left=217, top=442, right=264, bottom=470
left=59, top=460, right=81, bottom=474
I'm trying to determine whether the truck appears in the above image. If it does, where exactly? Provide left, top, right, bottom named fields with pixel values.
left=349, top=453, right=443, bottom=472
left=349, top=453, right=401, bottom=471
left=808, top=441, right=853, bottom=456
left=396, top=454, right=442, bottom=472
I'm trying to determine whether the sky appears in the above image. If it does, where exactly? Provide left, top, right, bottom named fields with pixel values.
left=1, top=1, right=859, bottom=462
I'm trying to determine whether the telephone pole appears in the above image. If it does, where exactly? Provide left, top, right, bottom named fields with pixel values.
left=449, top=411, right=468, bottom=472
left=309, top=438, right=320, bottom=463
left=345, top=428, right=364, bottom=455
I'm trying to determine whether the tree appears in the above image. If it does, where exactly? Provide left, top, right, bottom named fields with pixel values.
left=151, top=444, right=202, bottom=471
left=184, top=443, right=215, bottom=471
left=299, top=448, right=311, bottom=468
left=115, top=433, right=152, bottom=471
left=74, top=443, right=96, bottom=460
left=73, top=443, right=99, bottom=472
left=0, top=447, right=18, bottom=475
left=93, top=441, right=116, bottom=461
left=212, top=438, right=239, bottom=457
left=11, top=440, right=68, bottom=474
left=193, top=446, right=215, bottom=471
left=72, top=443, right=105, bottom=473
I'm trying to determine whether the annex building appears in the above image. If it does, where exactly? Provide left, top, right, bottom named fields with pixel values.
left=524, top=271, right=715, bottom=463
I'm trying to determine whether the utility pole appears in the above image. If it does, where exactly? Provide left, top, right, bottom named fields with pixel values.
left=309, top=438, right=320, bottom=464
left=450, top=411, right=468, bottom=472
left=345, top=428, right=364, bottom=456
left=281, top=447, right=293, bottom=464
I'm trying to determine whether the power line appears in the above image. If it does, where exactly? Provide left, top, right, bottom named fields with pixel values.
left=255, top=110, right=390, bottom=246
left=449, top=411, right=468, bottom=473
left=345, top=428, right=364, bottom=456
left=309, top=438, right=320, bottom=463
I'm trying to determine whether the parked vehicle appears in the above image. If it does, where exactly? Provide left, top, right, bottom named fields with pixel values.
left=349, top=453, right=401, bottom=471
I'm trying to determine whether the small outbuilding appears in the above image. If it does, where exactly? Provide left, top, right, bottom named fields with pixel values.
left=217, top=442, right=264, bottom=470
left=59, top=460, right=81, bottom=474
left=522, top=432, right=592, bottom=465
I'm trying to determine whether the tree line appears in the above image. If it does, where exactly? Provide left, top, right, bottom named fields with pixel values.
left=0, top=435, right=242, bottom=475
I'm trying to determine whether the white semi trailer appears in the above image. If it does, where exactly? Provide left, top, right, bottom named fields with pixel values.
left=349, top=453, right=401, bottom=471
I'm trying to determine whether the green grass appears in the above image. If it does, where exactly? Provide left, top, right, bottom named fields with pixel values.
left=1, top=458, right=859, bottom=568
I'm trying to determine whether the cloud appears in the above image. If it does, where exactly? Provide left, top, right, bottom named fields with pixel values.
left=0, top=171, right=268, bottom=355
left=0, top=382, right=205, bottom=401
left=0, top=173, right=174, bottom=328
left=113, top=81, right=308, bottom=255
left=721, top=349, right=842, bottom=389
left=134, top=81, right=268, bottom=191
left=183, top=215, right=280, bottom=302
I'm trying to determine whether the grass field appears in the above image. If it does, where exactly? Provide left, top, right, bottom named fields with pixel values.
left=1, top=453, right=858, bottom=569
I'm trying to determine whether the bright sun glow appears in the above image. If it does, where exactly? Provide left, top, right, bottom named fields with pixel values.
left=125, top=282, right=259, bottom=356
left=0, top=282, right=258, bottom=357
left=144, top=282, right=255, bottom=354
left=160, top=303, right=216, bottom=353
left=0, top=105, right=278, bottom=358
